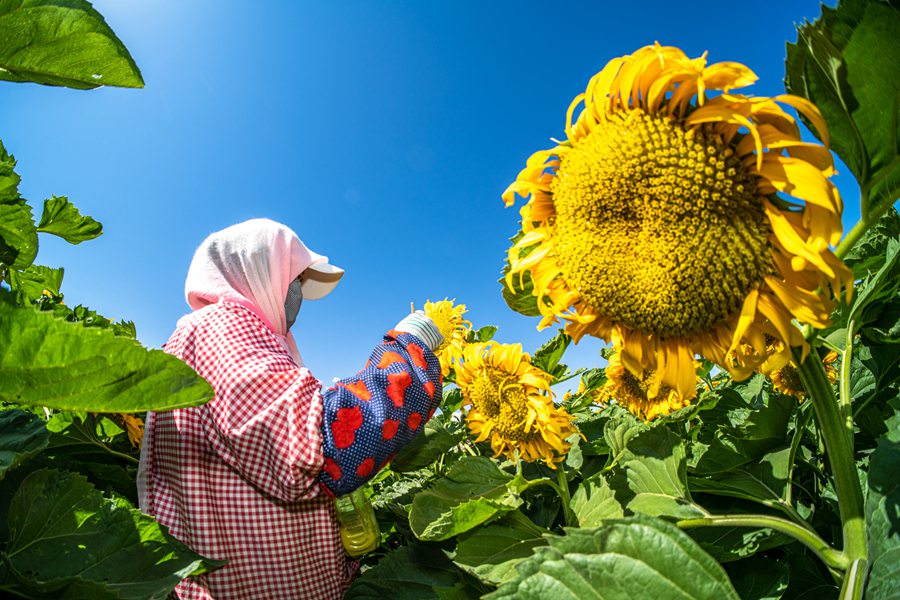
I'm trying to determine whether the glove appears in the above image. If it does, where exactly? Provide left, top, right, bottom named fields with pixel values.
left=394, top=310, right=443, bottom=352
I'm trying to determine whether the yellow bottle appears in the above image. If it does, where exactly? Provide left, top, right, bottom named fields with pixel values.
left=334, top=488, right=380, bottom=557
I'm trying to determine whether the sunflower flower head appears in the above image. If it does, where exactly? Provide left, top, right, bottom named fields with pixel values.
left=504, top=43, right=852, bottom=402
left=599, top=348, right=694, bottom=421
left=116, top=413, right=145, bottom=448
left=770, top=350, right=839, bottom=401
left=456, top=341, right=577, bottom=467
left=423, top=298, right=472, bottom=375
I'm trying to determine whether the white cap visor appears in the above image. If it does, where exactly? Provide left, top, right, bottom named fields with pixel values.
left=301, top=262, right=344, bottom=300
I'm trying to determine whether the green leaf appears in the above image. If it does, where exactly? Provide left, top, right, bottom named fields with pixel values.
left=0, top=409, right=49, bottom=478
left=603, top=407, right=648, bottom=463
left=617, top=425, right=710, bottom=519
left=865, top=395, right=900, bottom=599
left=0, top=0, right=144, bottom=89
left=452, top=513, right=547, bottom=586
left=0, top=142, right=37, bottom=272
left=690, top=388, right=794, bottom=475
left=530, top=330, right=571, bottom=381
left=785, top=0, right=900, bottom=216
left=0, top=292, right=213, bottom=412
left=687, top=525, right=791, bottom=564
left=391, top=418, right=465, bottom=473
left=475, top=325, right=498, bottom=343
left=500, top=230, right=541, bottom=317
left=841, top=207, right=900, bottom=279
left=36, top=196, right=102, bottom=243
left=628, top=493, right=708, bottom=519
left=409, top=456, right=524, bottom=541
left=570, top=473, right=624, bottom=526
left=849, top=238, right=900, bottom=327
left=6, top=264, right=63, bottom=304
left=486, top=516, right=740, bottom=600
left=621, top=426, right=690, bottom=498
left=345, top=543, right=474, bottom=600
left=1, top=469, right=222, bottom=599
left=689, top=448, right=792, bottom=514
left=440, top=387, right=465, bottom=414
left=724, top=556, right=790, bottom=600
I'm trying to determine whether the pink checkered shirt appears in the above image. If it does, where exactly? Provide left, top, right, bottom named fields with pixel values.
left=141, top=301, right=348, bottom=599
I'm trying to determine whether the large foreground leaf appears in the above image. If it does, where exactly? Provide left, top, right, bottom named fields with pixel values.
left=0, top=0, right=143, bottom=89
left=0, top=409, right=49, bottom=478
left=486, top=516, right=740, bottom=600
left=785, top=0, right=900, bottom=216
left=0, top=469, right=222, bottom=599
left=409, top=456, right=525, bottom=541
left=0, top=293, right=213, bottom=412
left=865, top=395, right=900, bottom=599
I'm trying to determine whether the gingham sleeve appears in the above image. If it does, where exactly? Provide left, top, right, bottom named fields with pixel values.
left=318, top=330, right=443, bottom=496
left=191, top=306, right=326, bottom=503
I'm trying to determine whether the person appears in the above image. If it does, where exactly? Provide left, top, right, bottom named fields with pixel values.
left=136, top=218, right=444, bottom=599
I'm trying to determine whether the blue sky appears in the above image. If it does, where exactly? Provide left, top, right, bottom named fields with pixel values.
left=4, top=0, right=855, bottom=385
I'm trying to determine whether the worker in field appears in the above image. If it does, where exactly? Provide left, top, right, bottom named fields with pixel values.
left=137, top=218, right=443, bottom=599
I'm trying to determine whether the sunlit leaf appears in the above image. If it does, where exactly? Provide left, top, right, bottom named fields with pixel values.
left=570, top=473, right=624, bottom=526
left=785, top=0, right=900, bottom=216
left=500, top=230, right=540, bottom=317
left=0, top=142, right=36, bottom=272
left=391, top=419, right=465, bottom=473
left=36, top=196, right=102, bottom=244
left=409, top=456, right=524, bottom=541
left=0, top=292, right=213, bottom=412
left=486, top=516, right=740, bottom=600
left=0, top=0, right=144, bottom=89
left=6, top=264, right=63, bottom=305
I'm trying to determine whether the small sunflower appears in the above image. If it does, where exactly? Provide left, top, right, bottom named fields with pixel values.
left=599, top=348, right=694, bottom=420
left=770, top=351, right=838, bottom=401
left=456, top=341, right=577, bottom=467
left=504, top=44, right=852, bottom=402
left=423, top=298, right=472, bottom=376
left=116, top=413, right=145, bottom=447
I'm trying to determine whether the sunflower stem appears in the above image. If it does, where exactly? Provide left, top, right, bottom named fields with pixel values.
left=839, top=319, right=857, bottom=438
left=793, top=347, right=868, bottom=570
left=556, top=467, right=575, bottom=527
left=676, top=513, right=848, bottom=571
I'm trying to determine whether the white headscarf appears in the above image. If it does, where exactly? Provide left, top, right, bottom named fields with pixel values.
left=183, top=218, right=330, bottom=363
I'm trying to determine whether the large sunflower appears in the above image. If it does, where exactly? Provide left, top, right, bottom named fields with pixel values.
left=423, top=298, right=472, bottom=376
left=456, top=341, right=577, bottom=467
left=504, top=44, right=852, bottom=400
left=598, top=348, right=694, bottom=420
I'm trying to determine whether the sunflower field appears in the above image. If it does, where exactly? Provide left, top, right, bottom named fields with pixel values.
left=1, top=0, right=899, bottom=599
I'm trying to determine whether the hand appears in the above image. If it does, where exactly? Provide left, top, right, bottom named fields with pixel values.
left=394, top=310, right=443, bottom=352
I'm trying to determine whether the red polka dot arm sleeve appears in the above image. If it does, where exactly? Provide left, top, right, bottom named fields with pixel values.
left=318, top=330, right=443, bottom=496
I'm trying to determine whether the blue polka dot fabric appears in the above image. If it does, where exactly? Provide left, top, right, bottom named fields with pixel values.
left=318, top=330, right=442, bottom=496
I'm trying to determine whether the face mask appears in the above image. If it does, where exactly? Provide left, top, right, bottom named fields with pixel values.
left=285, top=278, right=303, bottom=330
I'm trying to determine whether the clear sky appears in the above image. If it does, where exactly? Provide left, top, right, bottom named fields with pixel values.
left=4, top=0, right=854, bottom=385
